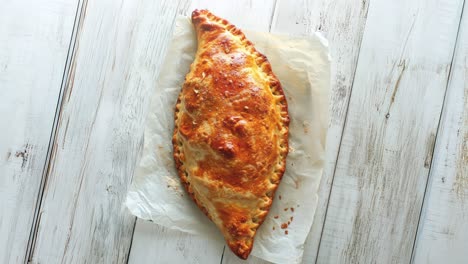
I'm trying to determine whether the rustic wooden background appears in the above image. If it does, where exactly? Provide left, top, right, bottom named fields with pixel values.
left=1, top=0, right=467, bottom=263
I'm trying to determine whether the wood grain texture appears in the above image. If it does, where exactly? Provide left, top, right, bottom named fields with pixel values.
left=189, top=0, right=277, bottom=31
left=128, top=221, right=224, bottom=264
left=0, top=0, right=79, bottom=262
left=4, top=0, right=463, bottom=263
left=270, top=0, right=370, bottom=262
left=412, top=2, right=468, bottom=263
left=222, top=250, right=271, bottom=264
left=28, top=0, right=183, bottom=263
left=316, top=0, right=465, bottom=263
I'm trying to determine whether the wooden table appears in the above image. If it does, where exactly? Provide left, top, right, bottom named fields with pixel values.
left=1, top=0, right=467, bottom=263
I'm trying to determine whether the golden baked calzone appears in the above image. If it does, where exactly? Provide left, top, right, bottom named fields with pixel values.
left=173, top=9, right=289, bottom=259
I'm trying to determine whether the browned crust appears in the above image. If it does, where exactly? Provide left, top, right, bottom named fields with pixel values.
left=172, top=9, right=289, bottom=260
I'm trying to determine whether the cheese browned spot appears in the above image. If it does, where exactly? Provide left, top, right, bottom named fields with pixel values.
left=173, top=9, right=289, bottom=260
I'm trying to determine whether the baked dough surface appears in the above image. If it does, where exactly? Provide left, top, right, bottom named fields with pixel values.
left=173, top=9, right=289, bottom=259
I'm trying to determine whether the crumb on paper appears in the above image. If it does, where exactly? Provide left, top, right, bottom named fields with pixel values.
left=274, top=215, right=279, bottom=219
left=285, top=230, right=288, bottom=235
left=290, top=216, right=294, bottom=221
left=279, top=195, right=282, bottom=200
left=272, top=226, right=275, bottom=230
left=281, top=223, right=288, bottom=229
left=284, top=208, right=288, bottom=211
left=165, top=176, right=183, bottom=195
left=303, top=120, right=310, bottom=134
left=290, top=207, right=294, bottom=212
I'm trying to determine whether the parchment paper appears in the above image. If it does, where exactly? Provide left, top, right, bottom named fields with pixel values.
left=126, top=17, right=330, bottom=264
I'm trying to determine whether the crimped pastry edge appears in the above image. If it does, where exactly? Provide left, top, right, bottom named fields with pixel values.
left=172, top=9, right=290, bottom=260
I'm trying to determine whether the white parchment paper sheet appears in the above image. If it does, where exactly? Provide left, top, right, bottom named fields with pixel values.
left=126, top=17, right=330, bottom=264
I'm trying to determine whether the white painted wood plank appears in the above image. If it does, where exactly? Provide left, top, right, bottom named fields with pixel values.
left=128, top=1, right=279, bottom=264
left=317, top=0, right=465, bottom=263
left=0, top=0, right=79, bottom=262
left=28, top=0, right=183, bottom=263
left=128, top=221, right=224, bottom=264
left=222, top=249, right=271, bottom=264
left=187, top=0, right=277, bottom=31
left=270, top=0, right=370, bottom=262
left=412, top=2, right=468, bottom=263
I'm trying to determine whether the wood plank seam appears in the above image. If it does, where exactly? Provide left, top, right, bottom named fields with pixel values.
left=268, top=0, right=279, bottom=33
left=218, top=246, right=226, bottom=264
left=315, top=0, right=466, bottom=261
left=410, top=1, right=466, bottom=262
left=34, top=0, right=182, bottom=260
left=124, top=219, right=138, bottom=264
left=124, top=1, right=189, bottom=263
left=219, top=246, right=226, bottom=264
left=313, top=4, right=371, bottom=263
left=266, top=1, right=372, bottom=261
left=24, top=0, right=88, bottom=262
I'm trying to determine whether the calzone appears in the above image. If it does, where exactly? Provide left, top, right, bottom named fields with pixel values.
left=173, top=9, right=289, bottom=259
